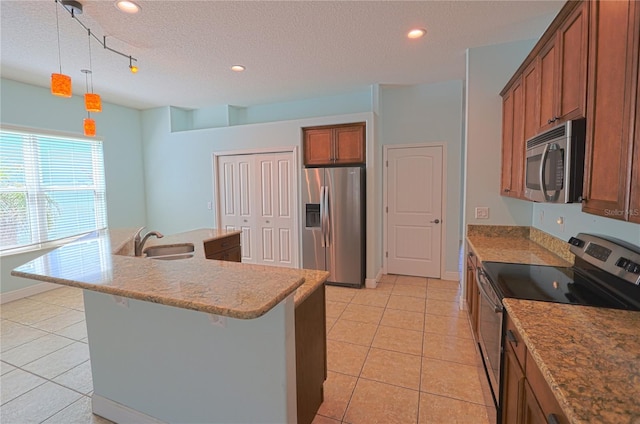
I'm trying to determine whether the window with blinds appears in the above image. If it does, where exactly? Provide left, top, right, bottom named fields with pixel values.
left=0, top=128, right=107, bottom=251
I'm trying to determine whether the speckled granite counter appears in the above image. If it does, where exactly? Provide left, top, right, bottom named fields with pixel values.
left=12, top=228, right=328, bottom=319
left=503, top=299, right=640, bottom=423
left=467, top=225, right=572, bottom=266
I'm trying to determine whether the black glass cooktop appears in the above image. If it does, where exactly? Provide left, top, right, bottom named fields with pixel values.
left=481, top=261, right=636, bottom=310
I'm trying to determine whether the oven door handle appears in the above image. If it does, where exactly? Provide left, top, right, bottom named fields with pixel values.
left=477, top=268, right=503, bottom=313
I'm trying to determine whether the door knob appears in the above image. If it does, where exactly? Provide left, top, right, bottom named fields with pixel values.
left=431, top=219, right=440, bottom=224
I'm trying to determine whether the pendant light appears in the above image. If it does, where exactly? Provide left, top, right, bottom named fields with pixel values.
left=51, top=0, right=72, bottom=97
left=82, top=69, right=96, bottom=137
left=83, top=115, right=96, bottom=137
left=84, top=29, right=102, bottom=112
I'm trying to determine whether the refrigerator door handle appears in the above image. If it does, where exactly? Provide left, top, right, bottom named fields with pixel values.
left=324, top=185, right=331, bottom=247
left=320, top=186, right=326, bottom=248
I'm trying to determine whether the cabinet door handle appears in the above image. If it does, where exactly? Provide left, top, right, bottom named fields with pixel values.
left=547, top=414, right=560, bottom=424
left=547, top=118, right=554, bottom=124
left=504, top=188, right=510, bottom=193
left=506, top=329, right=518, bottom=346
left=468, top=251, right=474, bottom=257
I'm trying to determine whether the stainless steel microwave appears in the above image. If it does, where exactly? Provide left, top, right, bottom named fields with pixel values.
left=524, top=119, right=586, bottom=203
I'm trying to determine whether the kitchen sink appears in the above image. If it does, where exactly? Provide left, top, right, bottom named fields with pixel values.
left=144, top=243, right=195, bottom=260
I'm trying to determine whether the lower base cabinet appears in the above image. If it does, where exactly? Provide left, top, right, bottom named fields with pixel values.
left=295, top=284, right=327, bottom=424
left=501, top=315, right=568, bottom=424
left=204, top=233, right=241, bottom=262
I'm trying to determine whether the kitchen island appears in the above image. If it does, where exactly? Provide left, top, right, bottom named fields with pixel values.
left=11, top=228, right=329, bottom=424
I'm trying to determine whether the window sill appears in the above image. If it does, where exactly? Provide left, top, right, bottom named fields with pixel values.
left=0, top=233, right=90, bottom=258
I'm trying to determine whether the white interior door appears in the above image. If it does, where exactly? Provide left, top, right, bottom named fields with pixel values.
left=217, top=151, right=297, bottom=268
left=386, top=145, right=443, bottom=278
left=256, top=153, right=295, bottom=267
left=218, top=155, right=257, bottom=263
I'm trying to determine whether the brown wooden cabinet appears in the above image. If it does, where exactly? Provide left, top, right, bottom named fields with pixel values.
left=502, top=343, right=525, bottom=424
left=501, top=78, right=526, bottom=198
left=203, top=233, right=241, bottom=262
left=537, top=2, right=589, bottom=132
left=500, top=1, right=588, bottom=200
left=583, top=0, right=640, bottom=220
left=303, top=122, right=365, bottom=166
left=630, top=43, right=640, bottom=224
left=295, top=283, right=327, bottom=424
left=501, top=314, right=569, bottom=424
left=523, top=62, right=539, bottom=142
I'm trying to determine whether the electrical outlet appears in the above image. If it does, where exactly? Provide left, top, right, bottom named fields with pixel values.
left=475, top=207, right=490, bottom=219
left=538, top=210, right=544, bottom=224
left=207, top=202, right=212, bottom=210
left=557, top=216, right=565, bottom=232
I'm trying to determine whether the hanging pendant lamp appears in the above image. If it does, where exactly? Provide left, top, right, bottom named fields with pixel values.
left=84, top=114, right=96, bottom=137
left=51, top=0, right=72, bottom=97
left=84, top=30, right=102, bottom=112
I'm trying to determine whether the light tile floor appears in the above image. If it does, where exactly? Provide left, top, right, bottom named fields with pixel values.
left=315, top=275, right=495, bottom=424
left=1, top=276, right=495, bottom=424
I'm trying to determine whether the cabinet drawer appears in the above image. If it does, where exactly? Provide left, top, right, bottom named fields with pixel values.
left=504, top=315, right=527, bottom=370
left=525, top=350, right=569, bottom=424
left=207, top=246, right=241, bottom=262
left=204, top=234, right=240, bottom=256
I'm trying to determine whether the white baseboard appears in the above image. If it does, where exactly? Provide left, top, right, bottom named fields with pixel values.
left=0, top=282, right=59, bottom=304
left=442, top=271, right=461, bottom=282
left=92, top=394, right=165, bottom=424
left=365, top=268, right=384, bottom=289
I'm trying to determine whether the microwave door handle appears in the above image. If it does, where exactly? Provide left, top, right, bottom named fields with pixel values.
left=539, top=143, right=552, bottom=201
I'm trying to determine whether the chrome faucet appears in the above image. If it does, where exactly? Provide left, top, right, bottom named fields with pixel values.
left=134, top=228, right=164, bottom=256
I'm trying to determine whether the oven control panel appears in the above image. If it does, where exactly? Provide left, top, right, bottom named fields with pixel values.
left=569, top=234, right=640, bottom=285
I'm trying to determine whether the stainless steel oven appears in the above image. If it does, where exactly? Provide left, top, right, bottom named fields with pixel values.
left=475, top=267, right=503, bottom=406
left=477, top=233, right=640, bottom=423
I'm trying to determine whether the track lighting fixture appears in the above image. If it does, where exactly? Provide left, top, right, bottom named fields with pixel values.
left=49, top=0, right=139, bottom=137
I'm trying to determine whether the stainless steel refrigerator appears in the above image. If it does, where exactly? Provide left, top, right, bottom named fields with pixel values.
left=302, top=167, right=365, bottom=288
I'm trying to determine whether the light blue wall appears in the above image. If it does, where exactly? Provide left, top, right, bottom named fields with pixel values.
left=142, top=83, right=467, bottom=280
left=532, top=203, right=640, bottom=245
left=141, top=104, right=379, bottom=277
left=0, top=78, right=146, bottom=294
left=378, top=81, right=464, bottom=277
left=464, top=40, right=537, bottom=231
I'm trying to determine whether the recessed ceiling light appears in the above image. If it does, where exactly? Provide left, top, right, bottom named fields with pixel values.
left=407, top=28, right=427, bottom=39
left=231, top=65, right=246, bottom=72
left=115, top=1, right=141, bottom=14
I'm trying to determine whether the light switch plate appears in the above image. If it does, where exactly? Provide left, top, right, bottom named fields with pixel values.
left=475, top=207, right=489, bottom=219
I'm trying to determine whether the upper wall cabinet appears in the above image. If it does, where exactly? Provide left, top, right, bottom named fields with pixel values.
left=303, top=122, right=366, bottom=167
left=583, top=0, right=640, bottom=221
left=538, top=2, right=589, bottom=131
left=501, top=77, right=526, bottom=199
left=630, top=39, right=640, bottom=224
left=500, top=1, right=588, bottom=199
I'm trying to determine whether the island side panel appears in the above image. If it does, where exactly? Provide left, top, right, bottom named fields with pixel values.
left=83, top=290, right=297, bottom=424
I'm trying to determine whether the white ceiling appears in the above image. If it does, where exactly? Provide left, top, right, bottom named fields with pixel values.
left=1, top=1, right=564, bottom=111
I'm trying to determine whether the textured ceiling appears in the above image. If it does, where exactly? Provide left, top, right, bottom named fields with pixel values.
left=0, top=1, right=563, bottom=111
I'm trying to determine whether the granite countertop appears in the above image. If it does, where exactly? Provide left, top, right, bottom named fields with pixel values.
left=466, top=225, right=572, bottom=267
left=12, top=228, right=328, bottom=319
left=504, top=299, right=640, bottom=423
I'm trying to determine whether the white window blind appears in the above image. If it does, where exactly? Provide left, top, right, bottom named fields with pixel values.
left=0, top=128, right=107, bottom=251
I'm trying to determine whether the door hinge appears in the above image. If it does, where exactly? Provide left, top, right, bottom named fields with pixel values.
left=386, top=206, right=388, bottom=213
left=386, top=160, right=388, bottom=167
left=385, top=251, right=388, bottom=258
